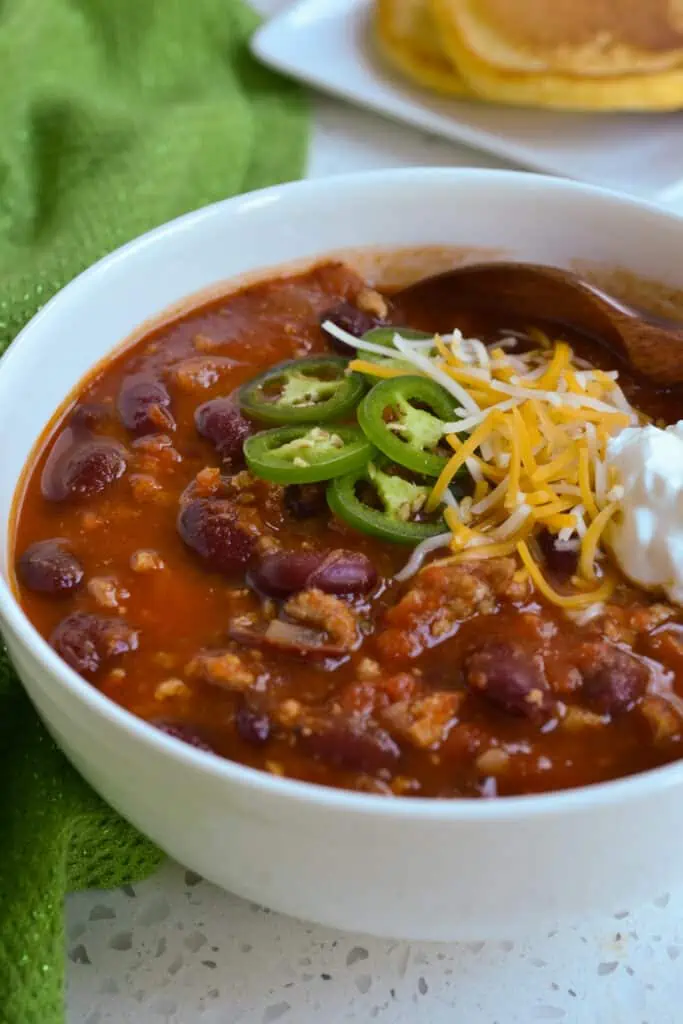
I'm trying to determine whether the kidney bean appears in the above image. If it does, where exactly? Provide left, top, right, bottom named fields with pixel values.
left=308, top=550, right=378, bottom=595
left=50, top=612, right=138, bottom=675
left=465, top=641, right=551, bottom=720
left=320, top=301, right=380, bottom=353
left=177, top=498, right=255, bottom=573
left=248, top=551, right=323, bottom=598
left=118, top=374, right=174, bottom=434
left=536, top=529, right=579, bottom=581
left=283, top=483, right=328, bottom=519
left=18, top=539, right=84, bottom=595
left=579, top=642, right=648, bottom=715
left=194, top=397, right=251, bottom=462
left=41, top=428, right=128, bottom=502
left=235, top=703, right=271, bottom=746
left=150, top=720, right=214, bottom=752
left=69, top=402, right=112, bottom=431
left=300, top=718, right=400, bottom=774
left=248, top=549, right=376, bottom=599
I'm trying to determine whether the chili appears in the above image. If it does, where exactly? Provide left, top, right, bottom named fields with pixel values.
left=12, top=259, right=683, bottom=800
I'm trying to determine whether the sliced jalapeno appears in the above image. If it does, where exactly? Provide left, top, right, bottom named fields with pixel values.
left=239, top=356, right=366, bottom=425
left=327, top=460, right=446, bottom=544
left=245, top=426, right=375, bottom=485
left=358, top=376, right=457, bottom=478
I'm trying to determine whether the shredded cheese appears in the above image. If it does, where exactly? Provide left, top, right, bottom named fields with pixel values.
left=578, top=446, right=599, bottom=520
left=578, top=502, right=619, bottom=581
left=391, top=334, right=480, bottom=415
left=347, top=359, right=410, bottom=380
left=394, top=532, right=453, bottom=582
left=451, top=539, right=520, bottom=560
left=517, top=541, right=616, bottom=608
left=427, top=415, right=500, bottom=511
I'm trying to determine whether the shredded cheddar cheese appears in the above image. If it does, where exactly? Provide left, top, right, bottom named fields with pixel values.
left=578, top=502, right=619, bottom=581
left=427, top=415, right=501, bottom=511
left=420, top=329, right=637, bottom=604
left=517, top=541, right=616, bottom=608
left=347, top=359, right=411, bottom=380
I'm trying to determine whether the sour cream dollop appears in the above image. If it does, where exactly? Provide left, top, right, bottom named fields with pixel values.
left=606, top=422, right=683, bottom=604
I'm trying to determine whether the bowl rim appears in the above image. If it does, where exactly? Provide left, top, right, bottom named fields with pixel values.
left=3, top=164, right=683, bottom=825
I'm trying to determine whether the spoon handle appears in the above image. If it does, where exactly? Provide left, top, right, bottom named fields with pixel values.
left=397, top=262, right=683, bottom=386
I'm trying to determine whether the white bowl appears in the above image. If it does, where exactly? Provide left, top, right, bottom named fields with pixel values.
left=2, top=169, right=683, bottom=941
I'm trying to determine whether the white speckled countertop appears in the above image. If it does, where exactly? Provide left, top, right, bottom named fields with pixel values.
left=66, top=859, right=683, bottom=1023
left=66, top=3, right=683, bottom=1021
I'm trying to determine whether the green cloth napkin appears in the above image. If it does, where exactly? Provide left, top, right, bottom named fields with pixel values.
left=0, top=2, right=308, bottom=1020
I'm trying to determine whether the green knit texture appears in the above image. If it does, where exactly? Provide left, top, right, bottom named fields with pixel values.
left=0, top=1, right=308, bottom=1021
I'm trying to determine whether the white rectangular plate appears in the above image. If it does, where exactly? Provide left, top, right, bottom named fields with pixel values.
left=252, top=0, right=683, bottom=202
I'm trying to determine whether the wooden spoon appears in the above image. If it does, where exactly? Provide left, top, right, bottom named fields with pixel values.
left=396, top=262, right=683, bottom=386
